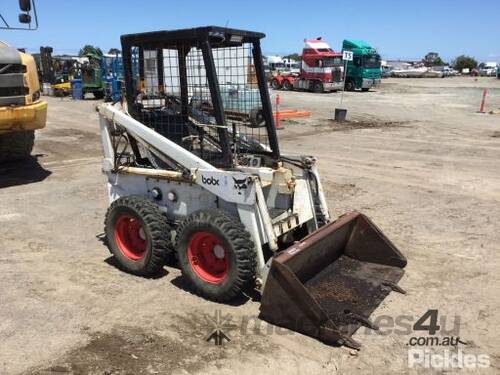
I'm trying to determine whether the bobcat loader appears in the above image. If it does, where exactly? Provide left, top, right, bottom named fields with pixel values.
left=98, top=26, right=407, bottom=349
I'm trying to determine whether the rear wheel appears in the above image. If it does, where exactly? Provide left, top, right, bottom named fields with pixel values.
left=176, top=209, right=256, bottom=302
left=104, top=195, right=173, bottom=276
left=249, top=107, right=265, bottom=128
left=93, top=90, right=105, bottom=100
left=311, top=81, right=324, bottom=93
left=282, top=80, right=293, bottom=91
left=0, top=130, right=35, bottom=163
left=271, top=79, right=282, bottom=90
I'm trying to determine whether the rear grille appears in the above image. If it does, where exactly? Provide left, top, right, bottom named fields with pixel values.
left=0, top=87, right=28, bottom=97
left=332, top=69, right=342, bottom=82
left=0, top=64, right=27, bottom=74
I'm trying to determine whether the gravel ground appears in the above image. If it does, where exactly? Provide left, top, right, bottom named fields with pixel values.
left=1, top=76, right=499, bottom=374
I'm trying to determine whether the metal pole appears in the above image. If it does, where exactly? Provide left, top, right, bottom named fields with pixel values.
left=275, top=94, right=281, bottom=129
left=340, top=59, right=348, bottom=107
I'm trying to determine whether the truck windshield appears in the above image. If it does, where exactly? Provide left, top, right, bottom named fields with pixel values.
left=322, top=57, right=342, bottom=67
left=363, top=54, right=381, bottom=68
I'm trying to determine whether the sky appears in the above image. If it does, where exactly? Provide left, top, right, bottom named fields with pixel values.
left=1, top=0, right=499, bottom=63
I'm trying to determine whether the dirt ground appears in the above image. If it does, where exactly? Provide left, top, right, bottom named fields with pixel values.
left=1, top=77, right=499, bottom=375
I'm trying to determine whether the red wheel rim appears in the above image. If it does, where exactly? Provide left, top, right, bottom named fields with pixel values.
left=114, top=214, right=147, bottom=260
left=187, top=231, right=229, bottom=284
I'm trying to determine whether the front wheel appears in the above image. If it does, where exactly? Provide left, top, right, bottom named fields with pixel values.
left=176, top=209, right=257, bottom=302
left=271, top=79, right=282, bottom=90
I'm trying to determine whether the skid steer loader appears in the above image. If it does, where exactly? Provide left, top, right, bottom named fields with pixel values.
left=98, top=26, right=407, bottom=349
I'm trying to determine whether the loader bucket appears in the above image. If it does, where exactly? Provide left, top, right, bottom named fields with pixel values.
left=259, top=211, right=407, bottom=349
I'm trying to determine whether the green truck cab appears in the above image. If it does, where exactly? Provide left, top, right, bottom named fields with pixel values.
left=342, top=40, right=381, bottom=91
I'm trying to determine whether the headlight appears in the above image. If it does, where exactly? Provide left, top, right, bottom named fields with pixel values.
left=32, top=90, right=40, bottom=102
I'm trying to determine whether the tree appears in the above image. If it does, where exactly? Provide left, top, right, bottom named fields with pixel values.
left=79, top=45, right=103, bottom=57
left=452, top=55, right=477, bottom=71
left=108, top=48, right=121, bottom=55
left=423, top=52, right=445, bottom=67
left=284, top=53, right=301, bottom=61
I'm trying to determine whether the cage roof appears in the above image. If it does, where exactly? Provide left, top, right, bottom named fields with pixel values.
left=121, top=26, right=265, bottom=49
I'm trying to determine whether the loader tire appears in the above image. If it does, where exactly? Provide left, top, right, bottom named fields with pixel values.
left=104, top=195, right=173, bottom=276
left=0, top=130, right=35, bottom=163
left=176, top=209, right=256, bottom=302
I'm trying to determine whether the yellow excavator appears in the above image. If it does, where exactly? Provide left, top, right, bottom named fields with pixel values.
left=0, top=0, right=47, bottom=162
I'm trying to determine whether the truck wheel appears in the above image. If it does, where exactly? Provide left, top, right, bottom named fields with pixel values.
left=345, top=80, right=355, bottom=91
left=311, top=81, right=324, bottom=93
left=105, top=195, right=173, bottom=276
left=0, top=130, right=35, bottom=163
left=271, top=79, right=282, bottom=90
left=93, top=90, right=105, bottom=100
left=282, top=80, right=293, bottom=91
left=176, top=209, right=257, bottom=302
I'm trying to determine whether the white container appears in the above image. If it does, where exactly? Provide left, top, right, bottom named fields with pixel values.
left=42, top=82, right=51, bottom=96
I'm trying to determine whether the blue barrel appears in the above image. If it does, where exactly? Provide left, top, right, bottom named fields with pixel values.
left=71, top=79, right=83, bottom=100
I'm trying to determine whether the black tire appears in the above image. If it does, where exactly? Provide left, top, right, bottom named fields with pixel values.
left=249, top=107, right=265, bottom=128
left=311, top=81, right=324, bottom=93
left=282, top=79, right=293, bottom=91
left=345, top=80, right=355, bottom=91
left=0, top=130, right=35, bottom=163
left=104, top=195, right=173, bottom=276
left=176, top=209, right=256, bottom=302
left=93, top=90, right=105, bottom=100
left=271, top=79, right=282, bottom=90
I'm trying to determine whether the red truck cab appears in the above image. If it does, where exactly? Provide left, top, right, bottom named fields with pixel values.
left=271, top=38, right=344, bottom=93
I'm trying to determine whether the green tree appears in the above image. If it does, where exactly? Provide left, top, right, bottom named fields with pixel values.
left=284, top=53, right=301, bottom=61
left=452, top=55, right=477, bottom=71
left=79, top=45, right=103, bottom=57
left=107, top=48, right=121, bottom=55
left=423, top=52, right=445, bottom=66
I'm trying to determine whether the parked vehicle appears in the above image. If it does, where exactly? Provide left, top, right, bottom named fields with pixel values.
left=479, top=62, right=498, bottom=77
left=38, top=46, right=81, bottom=96
left=98, top=26, right=407, bottom=349
left=342, top=40, right=381, bottom=91
left=271, top=38, right=343, bottom=93
left=0, top=41, right=47, bottom=162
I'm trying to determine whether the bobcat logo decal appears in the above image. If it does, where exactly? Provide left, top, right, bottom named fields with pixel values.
left=233, top=177, right=247, bottom=195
